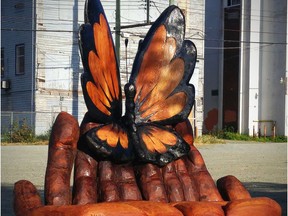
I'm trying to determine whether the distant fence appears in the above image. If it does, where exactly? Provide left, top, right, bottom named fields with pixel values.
left=1, top=111, right=198, bottom=142
left=1, top=111, right=60, bottom=141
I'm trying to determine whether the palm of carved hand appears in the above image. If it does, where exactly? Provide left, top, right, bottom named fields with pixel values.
left=14, top=112, right=281, bottom=216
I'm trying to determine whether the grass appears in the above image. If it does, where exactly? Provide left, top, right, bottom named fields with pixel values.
left=194, top=135, right=225, bottom=144
left=217, top=131, right=287, bottom=143
left=1, top=140, right=48, bottom=146
left=194, top=127, right=287, bottom=144
left=1, top=121, right=51, bottom=145
left=1, top=133, right=50, bottom=144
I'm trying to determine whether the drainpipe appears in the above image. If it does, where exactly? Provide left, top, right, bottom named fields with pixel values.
left=248, top=0, right=261, bottom=136
left=285, top=5, right=288, bottom=136
left=31, top=0, right=36, bottom=133
left=146, top=0, right=150, bottom=23
left=115, top=0, right=120, bottom=63
left=218, top=1, right=224, bottom=131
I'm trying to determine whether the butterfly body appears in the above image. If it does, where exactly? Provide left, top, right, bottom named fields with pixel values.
left=79, top=0, right=197, bottom=166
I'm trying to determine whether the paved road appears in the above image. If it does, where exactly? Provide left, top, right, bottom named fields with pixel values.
left=1, top=142, right=287, bottom=215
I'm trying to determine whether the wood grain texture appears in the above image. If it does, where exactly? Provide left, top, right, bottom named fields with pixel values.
left=44, top=112, right=79, bottom=205
left=217, top=175, right=251, bottom=201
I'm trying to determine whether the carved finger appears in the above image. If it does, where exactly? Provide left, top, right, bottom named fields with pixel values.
left=174, top=120, right=206, bottom=169
left=224, top=197, right=282, bottom=216
left=14, top=180, right=42, bottom=216
left=162, top=162, right=185, bottom=202
left=124, top=201, right=183, bottom=216
left=26, top=201, right=183, bottom=216
left=174, top=120, right=223, bottom=201
left=114, top=164, right=142, bottom=201
left=174, top=159, right=199, bottom=201
left=45, top=112, right=79, bottom=205
left=92, top=161, right=142, bottom=202
left=73, top=150, right=98, bottom=205
left=174, top=120, right=194, bottom=146
left=136, top=163, right=168, bottom=202
left=185, top=145, right=223, bottom=202
left=188, top=144, right=207, bottom=169
left=98, top=161, right=120, bottom=202
left=184, top=155, right=223, bottom=202
left=217, top=175, right=251, bottom=201
left=171, top=201, right=226, bottom=216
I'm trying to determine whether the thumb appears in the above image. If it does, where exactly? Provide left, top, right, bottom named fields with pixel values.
left=14, top=180, right=42, bottom=216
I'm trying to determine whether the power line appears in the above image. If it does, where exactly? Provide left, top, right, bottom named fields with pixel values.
left=2, top=1, right=286, bottom=24
left=1, top=28, right=77, bottom=33
left=2, top=18, right=287, bottom=37
left=2, top=27, right=286, bottom=46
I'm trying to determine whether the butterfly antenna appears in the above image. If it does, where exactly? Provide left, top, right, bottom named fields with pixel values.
left=125, top=38, right=129, bottom=82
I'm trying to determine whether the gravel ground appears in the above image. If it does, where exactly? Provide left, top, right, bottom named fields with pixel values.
left=1, top=142, right=287, bottom=215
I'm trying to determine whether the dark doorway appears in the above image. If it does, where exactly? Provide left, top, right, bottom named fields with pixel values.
left=222, top=6, right=240, bottom=131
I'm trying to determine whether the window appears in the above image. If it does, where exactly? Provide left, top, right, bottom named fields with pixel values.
left=227, top=0, right=240, bottom=7
left=15, top=44, right=25, bottom=75
left=1, top=48, right=4, bottom=77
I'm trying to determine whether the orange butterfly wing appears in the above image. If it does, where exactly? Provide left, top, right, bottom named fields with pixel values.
left=79, top=1, right=196, bottom=166
left=79, top=0, right=133, bottom=162
left=80, top=1, right=121, bottom=123
left=136, top=124, right=190, bottom=166
left=130, top=7, right=196, bottom=125
left=126, top=6, right=196, bottom=165
left=85, top=122, right=133, bottom=163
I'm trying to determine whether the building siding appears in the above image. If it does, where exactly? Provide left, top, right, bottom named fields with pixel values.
left=1, top=0, right=34, bottom=111
left=35, top=0, right=86, bottom=127
left=2, top=0, right=205, bottom=135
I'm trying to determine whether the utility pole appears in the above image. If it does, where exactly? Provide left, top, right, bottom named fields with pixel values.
left=125, top=38, right=129, bottom=82
left=146, top=0, right=150, bottom=23
left=115, top=0, right=120, bottom=63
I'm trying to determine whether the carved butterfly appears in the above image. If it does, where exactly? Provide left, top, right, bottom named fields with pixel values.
left=79, top=0, right=197, bottom=166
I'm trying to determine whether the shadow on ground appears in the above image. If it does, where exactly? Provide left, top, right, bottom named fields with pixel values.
left=244, top=182, right=287, bottom=216
left=1, top=183, right=44, bottom=216
left=2, top=182, right=287, bottom=216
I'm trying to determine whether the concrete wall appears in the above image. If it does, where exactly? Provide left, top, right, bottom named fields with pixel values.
left=203, top=0, right=223, bottom=132
left=205, top=0, right=287, bottom=136
left=257, top=0, right=286, bottom=136
left=241, top=0, right=287, bottom=136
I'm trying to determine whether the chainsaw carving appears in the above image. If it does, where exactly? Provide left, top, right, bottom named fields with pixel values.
left=78, top=0, right=195, bottom=166
left=13, top=0, right=282, bottom=215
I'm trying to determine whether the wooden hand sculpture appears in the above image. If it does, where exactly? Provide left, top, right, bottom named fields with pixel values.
left=14, top=1, right=282, bottom=215
left=14, top=112, right=281, bottom=216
